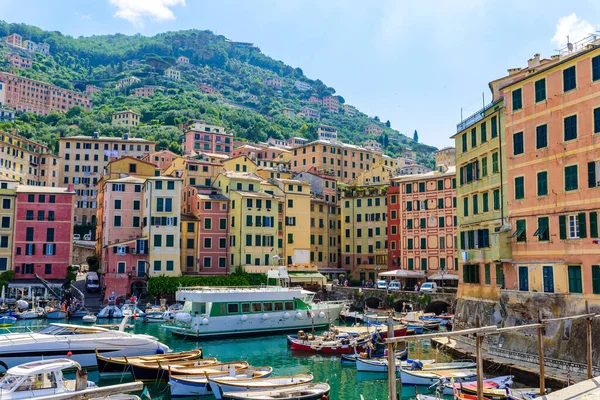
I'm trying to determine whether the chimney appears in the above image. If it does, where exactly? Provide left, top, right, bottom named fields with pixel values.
left=92, top=132, right=99, bottom=139
left=527, top=53, right=541, bottom=69
left=507, top=68, right=521, bottom=76
left=67, top=184, right=74, bottom=192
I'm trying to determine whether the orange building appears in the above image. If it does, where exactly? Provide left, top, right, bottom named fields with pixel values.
left=502, top=40, right=600, bottom=301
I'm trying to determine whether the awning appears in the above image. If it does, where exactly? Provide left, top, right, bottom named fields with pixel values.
left=288, top=272, right=327, bottom=285
left=428, top=273, right=459, bottom=280
left=379, top=270, right=425, bottom=278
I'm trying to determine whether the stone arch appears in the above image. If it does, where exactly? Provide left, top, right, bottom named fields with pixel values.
left=365, top=297, right=383, bottom=309
left=393, top=300, right=412, bottom=313
left=424, top=300, right=451, bottom=315
left=131, top=281, right=147, bottom=299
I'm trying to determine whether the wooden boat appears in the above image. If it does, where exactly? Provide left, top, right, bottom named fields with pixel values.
left=442, top=375, right=513, bottom=395
left=356, top=356, right=434, bottom=373
left=82, top=314, right=97, bottom=323
left=208, top=374, right=314, bottom=400
left=453, top=387, right=490, bottom=400
left=400, top=369, right=477, bottom=386
left=168, top=366, right=273, bottom=397
left=16, top=307, right=45, bottom=319
left=408, top=360, right=477, bottom=371
left=96, top=348, right=203, bottom=376
left=221, top=382, right=331, bottom=400
left=0, top=315, right=16, bottom=327
left=128, top=358, right=219, bottom=382
left=336, top=324, right=408, bottom=339
left=169, top=361, right=250, bottom=376
left=46, top=309, right=67, bottom=319
left=289, top=336, right=371, bottom=354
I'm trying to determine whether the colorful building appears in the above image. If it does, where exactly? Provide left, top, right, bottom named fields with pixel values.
left=6, top=33, right=22, bottom=47
left=116, top=76, right=141, bottom=89
left=183, top=120, right=233, bottom=156
left=364, top=124, right=383, bottom=136
left=317, top=125, right=338, bottom=141
left=299, top=107, right=320, bottom=120
left=176, top=56, right=190, bottom=65
left=112, top=110, right=141, bottom=126
left=502, top=43, right=600, bottom=303
left=143, top=150, right=179, bottom=172
left=13, top=185, right=75, bottom=281
left=164, top=68, right=181, bottom=80
left=0, top=179, right=17, bottom=273
left=281, top=107, right=295, bottom=119
left=322, top=96, right=339, bottom=113
left=8, top=53, right=32, bottom=69
left=133, top=86, right=164, bottom=97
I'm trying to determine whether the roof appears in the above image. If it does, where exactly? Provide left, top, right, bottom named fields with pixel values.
left=391, top=166, right=456, bottom=182
left=222, top=171, right=263, bottom=181
left=7, top=358, right=80, bottom=376
left=106, top=156, right=158, bottom=168
left=146, top=176, right=182, bottom=181
left=233, top=190, right=280, bottom=199
left=16, top=186, right=74, bottom=194
left=113, top=109, right=141, bottom=116
left=436, top=146, right=455, bottom=153
left=197, top=193, right=229, bottom=201
left=60, top=135, right=154, bottom=143
left=276, top=178, right=310, bottom=185
left=107, top=176, right=146, bottom=184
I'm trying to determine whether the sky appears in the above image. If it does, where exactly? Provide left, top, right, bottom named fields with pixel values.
left=1, top=0, right=599, bottom=147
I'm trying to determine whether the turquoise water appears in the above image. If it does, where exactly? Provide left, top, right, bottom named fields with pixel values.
left=2, top=319, right=454, bottom=399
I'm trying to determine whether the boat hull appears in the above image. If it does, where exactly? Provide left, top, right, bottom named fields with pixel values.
left=290, top=338, right=370, bottom=354
left=210, top=376, right=314, bottom=400
left=46, top=310, right=67, bottom=319
left=221, top=383, right=330, bottom=400
left=400, top=369, right=477, bottom=386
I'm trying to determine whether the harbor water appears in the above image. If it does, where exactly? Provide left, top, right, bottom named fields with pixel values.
left=1, top=318, right=455, bottom=399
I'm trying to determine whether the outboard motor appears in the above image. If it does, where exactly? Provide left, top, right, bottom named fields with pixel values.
left=411, top=360, right=424, bottom=371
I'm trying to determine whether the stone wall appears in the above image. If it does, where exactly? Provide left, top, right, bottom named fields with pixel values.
left=72, top=243, right=95, bottom=266
left=455, top=291, right=600, bottom=364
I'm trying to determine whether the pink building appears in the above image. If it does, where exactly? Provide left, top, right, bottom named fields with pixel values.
left=144, top=150, right=178, bottom=171
left=85, top=85, right=100, bottom=95
left=308, top=96, right=321, bottom=105
left=8, top=53, right=32, bottom=69
left=13, top=185, right=75, bottom=281
left=6, top=33, right=22, bottom=47
left=198, top=83, right=220, bottom=95
left=176, top=56, right=190, bottom=65
left=263, top=78, right=282, bottom=89
left=183, top=121, right=233, bottom=156
left=300, top=107, right=320, bottom=120
left=322, top=96, right=339, bottom=113
left=133, top=86, right=164, bottom=97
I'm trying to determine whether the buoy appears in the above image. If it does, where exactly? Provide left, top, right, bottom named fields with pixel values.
left=283, top=312, right=290, bottom=319
left=318, top=311, right=326, bottom=318
left=67, top=351, right=72, bottom=357
left=240, top=315, right=248, bottom=322
left=156, top=347, right=165, bottom=354
left=202, top=318, right=209, bottom=325
left=262, top=313, right=269, bottom=320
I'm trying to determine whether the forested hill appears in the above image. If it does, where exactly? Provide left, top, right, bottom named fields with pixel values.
left=0, top=21, right=437, bottom=165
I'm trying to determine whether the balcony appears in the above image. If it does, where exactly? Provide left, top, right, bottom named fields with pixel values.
left=456, top=99, right=502, bottom=133
left=461, top=230, right=512, bottom=263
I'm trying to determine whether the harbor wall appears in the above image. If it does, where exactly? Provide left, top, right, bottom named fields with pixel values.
left=455, top=291, right=600, bottom=364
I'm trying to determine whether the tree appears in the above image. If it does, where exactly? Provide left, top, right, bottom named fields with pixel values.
left=374, top=116, right=380, bottom=122
left=385, top=120, right=391, bottom=128
left=413, top=130, right=419, bottom=143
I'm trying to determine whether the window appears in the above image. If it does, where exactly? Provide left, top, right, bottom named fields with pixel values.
left=480, top=121, right=487, bottom=143
left=473, top=194, right=478, bottom=214
left=513, top=219, right=526, bottom=242
left=439, top=217, right=445, bottom=228
left=542, top=266, right=554, bottom=293
left=591, top=212, right=599, bottom=238
left=407, top=238, right=413, bottom=250
left=518, top=266, right=529, bottom=291
left=1, top=216, right=9, bottom=228
left=167, top=181, right=175, bottom=190
left=563, top=66, right=577, bottom=92
left=564, top=165, right=578, bottom=191
left=204, top=238, right=211, bottom=248
left=568, top=265, right=582, bottom=293
left=562, top=213, right=587, bottom=240
left=564, top=115, right=577, bottom=141
left=463, top=265, right=479, bottom=283
left=204, top=218, right=211, bottom=230
left=156, top=198, right=164, bottom=212
left=593, top=55, right=600, bottom=81
left=534, top=78, right=546, bottom=102
left=287, top=199, right=293, bottom=208
left=512, top=88, right=522, bottom=111
left=113, top=215, right=121, bottom=227
left=114, top=199, right=121, bottom=210
left=514, top=176, right=524, bottom=200
left=534, top=216, right=550, bottom=241
left=26, top=227, right=34, bottom=241
left=27, top=194, right=35, bottom=203
left=437, top=180, right=444, bottom=191
left=471, top=128, right=477, bottom=148
left=537, top=171, right=548, bottom=196
left=46, top=228, right=54, bottom=242
left=421, top=258, right=427, bottom=271
left=513, top=132, right=524, bottom=155
left=117, top=262, right=126, bottom=274
left=461, top=134, right=467, bottom=152
left=155, top=181, right=163, bottom=190
left=0, top=236, right=8, bottom=248
left=481, top=157, right=488, bottom=177
left=133, top=200, right=140, bottom=210
left=536, top=125, right=547, bottom=149
left=496, top=264, right=504, bottom=288
left=0, top=258, right=6, bottom=271
left=166, top=260, right=174, bottom=271
left=463, top=197, right=468, bottom=217
left=420, top=238, right=426, bottom=249
left=49, top=195, right=55, bottom=203
left=491, top=116, right=498, bottom=138
left=408, top=258, right=414, bottom=270
left=484, top=264, right=491, bottom=285
left=166, top=235, right=174, bottom=247
left=153, top=234, right=162, bottom=247
left=482, top=192, right=489, bottom=212
left=2, top=199, right=10, bottom=209
left=492, top=152, right=499, bottom=173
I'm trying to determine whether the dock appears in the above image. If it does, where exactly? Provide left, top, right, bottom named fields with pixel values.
left=539, top=376, right=600, bottom=399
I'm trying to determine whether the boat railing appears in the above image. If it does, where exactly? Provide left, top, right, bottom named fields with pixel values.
left=177, top=285, right=303, bottom=293
left=0, top=325, right=43, bottom=345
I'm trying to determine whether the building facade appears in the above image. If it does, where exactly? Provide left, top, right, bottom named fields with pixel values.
left=0, top=130, right=59, bottom=186
left=364, top=124, right=383, bottom=136
left=164, top=68, right=181, bottom=80
left=322, top=96, right=339, bottom=113
left=183, top=121, right=233, bottom=156
left=0, top=179, right=17, bottom=273
left=112, top=110, right=141, bottom=126
left=8, top=53, right=32, bottom=69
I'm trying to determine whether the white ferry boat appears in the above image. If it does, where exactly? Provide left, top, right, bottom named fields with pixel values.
left=162, top=281, right=344, bottom=339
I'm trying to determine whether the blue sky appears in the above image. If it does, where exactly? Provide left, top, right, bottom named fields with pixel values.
left=1, top=0, right=599, bottom=147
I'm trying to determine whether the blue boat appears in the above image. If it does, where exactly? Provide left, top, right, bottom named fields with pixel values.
left=46, top=309, right=67, bottom=319
left=0, top=316, right=16, bottom=327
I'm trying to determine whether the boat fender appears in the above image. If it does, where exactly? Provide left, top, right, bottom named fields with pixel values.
left=240, top=315, right=248, bottom=322
left=202, top=318, right=209, bottom=325
left=262, top=313, right=269, bottom=320
left=283, top=312, right=290, bottom=319
left=318, top=311, right=326, bottom=318
left=295, top=312, right=303, bottom=319
left=156, top=347, right=165, bottom=354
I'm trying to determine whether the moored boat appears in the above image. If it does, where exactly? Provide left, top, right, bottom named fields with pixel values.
left=168, top=366, right=273, bottom=397
left=96, top=348, right=203, bottom=376
left=16, top=307, right=45, bottom=319
left=209, top=374, right=314, bottom=400
left=82, top=314, right=97, bottom=323
left=356, top=356, right=435, bottom=373
left=98, top=305, right=124, bottom=319
left=121, top=303, right=146, bottom=318
left=221, top=382, right=331, bottom=400
left=444, top=375, right=513, bottom=396
left=289, top=335, right=371, bottom=354
left=144, top=310, right=175, bottom=323
left=128, top=358, right=225, bottom=382
left=400, top=368, right=477, bottom=386
left=46, top=308, right=67, bottom=319
left=0, top=315, right=17, bottom=327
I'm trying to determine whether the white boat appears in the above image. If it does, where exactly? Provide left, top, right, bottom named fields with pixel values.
left=144, top=310, right=175, bottom=323
left=209, top=374, right=314, bottom=400
left=441, top=375, right=514, bottom=395
left=82, top=314, right=97, bottom=323
left=356, top=358, right=436, bottom=373
left=121, top=303, right=146, bottom=318
left=221, top=383, right=331, bottom=400
left=169, top=366, right=273, bottom=397
left=45, top=308, right=67, bottom=319
left=0, top=323, right=170, bottom=371
left=0, top=358, right=96, bottom=399
left=98, top=305, right=124, bottom=319
left=16, top=307, right=45, bottom=320
left=400, top=368, right=477, bottom=386
left=162, top=282, right=344, bottom=339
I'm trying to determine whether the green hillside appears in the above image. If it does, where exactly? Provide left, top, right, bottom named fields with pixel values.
left=0, top=21, right=436, bottom=166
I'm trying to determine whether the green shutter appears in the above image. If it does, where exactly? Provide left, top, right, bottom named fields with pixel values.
left=463, top=265, right=468, bottom=283
left=559, top=215, right=567, bottom=239
left=591, top=212, right=599, bottom=238
left=593, top=266, right=600, bottom=294
left=589, top=162, right=597, bottom=188
left=484, top=264, right=491, bottom=284
left=579, top=213, right=587, bottom=238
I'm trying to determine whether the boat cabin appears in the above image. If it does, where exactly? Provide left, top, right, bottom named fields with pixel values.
left=0, top=359, right=80, bottom=399
left=38, top=324, right=111, bottom=336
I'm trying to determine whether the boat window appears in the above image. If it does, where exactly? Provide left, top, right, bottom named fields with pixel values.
left=39, top=325, right=68, bottom=335
left=284, top=301, right=294, bottom=311
left=0, top=375, right=22, bottom=391
left=220, top=304, right=226, bottom=314
left=241, top=303, right=250, bottom=313
left=227, top=303, right=239, bottom=314
left=252, top=303, right=262, bottom=312
left=16, top=373, right=55, bottom=391
left=304, top=294, right=315, bottom=304
left=274, top=302, right=283, bottom=311
left=263, top=303, right=273, bottom=312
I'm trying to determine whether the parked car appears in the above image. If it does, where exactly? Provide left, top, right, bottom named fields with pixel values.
left=85, top=272, right=100, bottom=293
left=376, top=280, right=387, bottom=289
left=419, top=282, right=438, bottom=293
left=388, top=281, right=401, bottom=291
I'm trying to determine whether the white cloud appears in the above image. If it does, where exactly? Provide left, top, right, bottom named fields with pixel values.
left=108, top=0, right=185, bottom=26
left=551, top=13, right=595, bottom=49
left=76, top=12, right=92, bottom=20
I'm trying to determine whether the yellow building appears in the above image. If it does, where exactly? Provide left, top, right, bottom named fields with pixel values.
left=164, top=68, right=181, bottom=80
left=0, top=130, right=59, bottom=187
left=214, top=171, right=280, bottom=267
left=223, top=155, right=258, bottom=174
left=143, top=177, right=183, bottom=277
left=163, top=156, right=224, bottom=187
left=0, top=178, right=17, bottom=273
left=350, top=164, right=394, bottom=186
left=272, top=178, right=311, bottom=266
left=451, top=98, right=511, bottom=301
left=112, top=110, right=141, bottom=126
left=340, top=185, right=389, bottom=281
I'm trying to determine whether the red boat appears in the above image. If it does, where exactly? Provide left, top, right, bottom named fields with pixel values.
left=289, top=336, right=371, bottom=354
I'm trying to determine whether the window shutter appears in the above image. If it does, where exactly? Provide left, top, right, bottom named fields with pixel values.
left=579, top=213, right=587, bottom=238
left=460, top=167, right=464, bottom=185
left=559, top=215, right=567, bottom=239
left=591, top=212, right=599, bottom=238
left=588, top=162, right=597, bottom=188
left=113, top=247, right=117, bottom=254
left=460, top=232, right=465, bottom=250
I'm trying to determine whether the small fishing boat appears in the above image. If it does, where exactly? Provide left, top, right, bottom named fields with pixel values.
left=0, top=358, right=96, bottom=399
left=98, top=305, right=124, bottom=319
left=16, top=307, right=45, bottom=319
left=128, top=358, right=224, bottom=382
left=342, top=348, right=408, bottom=364
left=221, top=382, right=331, bottom=400
left=168, top=366, right=273, bottom=397
left=121, top=303, right=146, bottom=318
left=69, top=309, right=92, bottom=319
left=289, top=333, right=371, bottom=354
left=442, top=375, right=514, bottom=395
left=0, top=315, right=16, bottom=327
left=453, top=387, right=489, bottom=400
left=46, top=308, right=67, bottom=319
left=82, top=314, right=97, bottom=323
left=169, top=361, right=251, bottom=376
left=339, top=309, right=364, bottom=323
left=409, top=360, right=477, bottom=371
left=144, top=310, right=175, bottom=323
left=96, top=348, right=203, bottom=376
left=208, top=374, right=314, bottom=400
left=400, top=369, right=477, bottom=386
left=356, top=356, right=435, bottom=373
